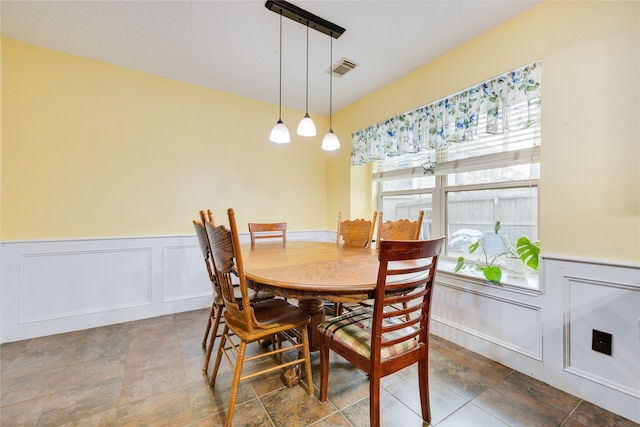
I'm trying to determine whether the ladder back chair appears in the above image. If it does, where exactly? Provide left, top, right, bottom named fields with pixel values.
left=248, top=222, right=287, bottom=246
left=207, top=208, right=313, bottom=427
left=318, top=237, right=446, bottom=427
left=376, top=210, right=425, bottom=244
left=248, top=221, right=289, bottom=304
left=373, top=210, right=426, bottom=318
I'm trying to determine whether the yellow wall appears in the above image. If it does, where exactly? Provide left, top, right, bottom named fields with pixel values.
left=336, top=1, right=640, bottom=264
left=3, top=1, right=639, bottom=264
left=1, top=39, right=330, bottom=240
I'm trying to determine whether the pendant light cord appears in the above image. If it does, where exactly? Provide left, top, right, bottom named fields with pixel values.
left=278, top=11, right=283, bottom=119
left=329, top=34, right=333, bottom=129
left=305, top=24, right=309, bottom=114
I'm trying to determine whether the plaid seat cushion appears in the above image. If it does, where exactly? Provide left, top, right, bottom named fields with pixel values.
left=318, top=307, right=418, bottom=360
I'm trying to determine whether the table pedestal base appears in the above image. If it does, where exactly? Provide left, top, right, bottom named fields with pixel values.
left=297, top=297, right=325, bottom=351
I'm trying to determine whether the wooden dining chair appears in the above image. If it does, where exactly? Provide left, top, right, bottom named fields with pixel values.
left=194, top=210, right=274, bottom=374
left=349, top=212, right=425, bottom=315
left=193, top=210, right=224, bottom=374
left=373, top=210, right=426, bottom=318
left=207, top=208, right=313, bottom=427
left=248, top=222, right=287, bottom=246
left=194, top=210, right=217, bottom=351
left=336, top=211, right=377, bottom=247
left=376, top=210, right=425, bottom=245
left=318, top=237, right=445, bottom=427
left=334, top=211, right=378, bottom=315
left=248, top=221, right=290, bottom=305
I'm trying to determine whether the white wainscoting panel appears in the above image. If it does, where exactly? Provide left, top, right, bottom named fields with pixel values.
left=21, top=247, right=152, bottom=322
left=0, top=230, right=328, bottom=344
left=541, top=257, right=639, bottom=423
left=430, top=256, right=640, bottom=423
left=432, top=279, right=542, bottom=360
left=564, top=275, right=640, bottom=398
left=163, top=244, right=212, bottom=302
left=1, top=235, right=213, bottom=343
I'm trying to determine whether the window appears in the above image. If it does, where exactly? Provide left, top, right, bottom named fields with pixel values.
left=374, top=136, right=540, bottom=289
left=359, top=62, right=541, bottom=289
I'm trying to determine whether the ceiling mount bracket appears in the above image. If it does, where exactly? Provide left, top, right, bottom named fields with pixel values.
left=265, top=0, right=345, bottom=39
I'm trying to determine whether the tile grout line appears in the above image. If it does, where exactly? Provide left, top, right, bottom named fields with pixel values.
left=559, top=399, right=583, bottom=427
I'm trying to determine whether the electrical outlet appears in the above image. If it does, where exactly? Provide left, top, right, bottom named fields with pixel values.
left=592, top=329, right=613, bottom=356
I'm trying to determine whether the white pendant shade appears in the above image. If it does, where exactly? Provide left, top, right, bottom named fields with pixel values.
left=322, top=36, right=340, bottom=152
left=296, top=25, right=316, bottom=138
left=270, top=119, right=291, bottom=144
left=270, top=12, right=290, bottom=144
left=296, top=114, right=316, bottom=136
left=321, top=129, right=340, bottom=151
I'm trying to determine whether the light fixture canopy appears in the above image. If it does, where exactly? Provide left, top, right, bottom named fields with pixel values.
left=269, top=11, right=290, bottom=144
left=265, top=0, right=345, bottom=39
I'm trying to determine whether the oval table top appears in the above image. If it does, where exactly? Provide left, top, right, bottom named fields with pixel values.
left=240, top=241, right=380, bottom=299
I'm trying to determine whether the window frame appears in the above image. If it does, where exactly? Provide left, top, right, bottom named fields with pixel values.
left=374, top=146, right=540, bottom=291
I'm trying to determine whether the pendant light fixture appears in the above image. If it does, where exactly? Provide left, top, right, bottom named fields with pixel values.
left=265, top=1, right=345, bottom=148
left=269, top=11, right=290, bottom=144
left=321, top=35, right=340, bottom=151
left=296, top=23, right=316, bottom=137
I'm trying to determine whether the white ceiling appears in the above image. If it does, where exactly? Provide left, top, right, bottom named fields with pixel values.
left=1, top=0, right=541, bottom=116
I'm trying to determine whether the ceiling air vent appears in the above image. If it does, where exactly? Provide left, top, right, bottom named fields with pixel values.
left=327, top=57, right=359, bottom=78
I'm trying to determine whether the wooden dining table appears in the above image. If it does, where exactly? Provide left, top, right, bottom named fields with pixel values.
left=240, top=241, right=381, bottom=351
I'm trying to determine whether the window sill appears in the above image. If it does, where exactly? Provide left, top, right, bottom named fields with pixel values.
left=437, top=258, right=542, bottom=296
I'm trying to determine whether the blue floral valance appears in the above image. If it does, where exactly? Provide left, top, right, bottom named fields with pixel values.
left=351, top=62, right=541, bottom=166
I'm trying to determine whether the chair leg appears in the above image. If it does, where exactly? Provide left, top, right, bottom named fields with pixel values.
left=402, top=301, right=410, bottom=321
left=210, top=325, right=229, bottom=387
left=276, top=333, right=283, bottom=363
left=418, top=357, right=432, bottom=423
left=318, top=334, right=329, bottom=402
left=202, top=305, right=223, bottom=372
left=369, top=371, right=382, bottom=427
left=225, top=340, right=247, bottom=427
left=301, top=327, right=313, bottom=395
left=334, top=302, right=343, bottom=316
left=202, top=303, right=215, bottom=348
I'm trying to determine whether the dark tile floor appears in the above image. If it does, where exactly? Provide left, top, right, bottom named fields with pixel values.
left=1, top=307, right=637, bottom=426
